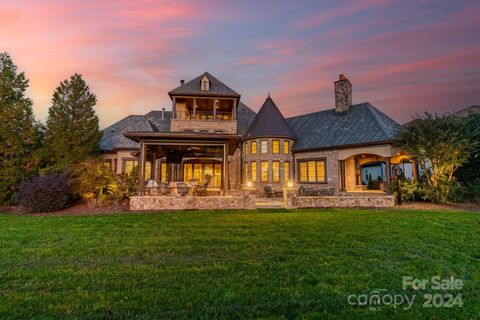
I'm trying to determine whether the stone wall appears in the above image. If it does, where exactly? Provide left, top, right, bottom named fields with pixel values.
left=130, top=194, right=256, bottom=211
left=170, top=119, right=237, bottom=134
left=283, top=191, right=395, bottom=209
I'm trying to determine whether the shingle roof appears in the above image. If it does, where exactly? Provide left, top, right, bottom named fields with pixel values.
left=243, top=96, right=295, bottom=140
left=286, top=102, right=401, bottom=151
left=168, top=72, right=240, bottom=97
left=99, top=105, right=256, bottom=151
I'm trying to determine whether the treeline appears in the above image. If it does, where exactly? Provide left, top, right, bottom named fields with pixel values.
left=0, top=52, right=102, bottom=207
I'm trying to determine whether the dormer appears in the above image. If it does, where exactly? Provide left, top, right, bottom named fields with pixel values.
left=200, top=75, right=210, bottom=92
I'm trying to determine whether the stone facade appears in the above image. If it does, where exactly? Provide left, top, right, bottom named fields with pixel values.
left=294, top=149, right=340, bottom=193
left=242, top=137, right=295, bottom=193
left=334, top=75, right=352, bottom=113
left=170, top=119, right=237, bottom=134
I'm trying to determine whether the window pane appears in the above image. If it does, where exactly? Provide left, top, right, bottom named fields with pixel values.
left=300, top=162, right=307, bottom=182
left=272, top=140, right=279, bottom=154
left=244, top=143, right=248, bottom=155
left=244, top=163, right=248, bottom=181
left=145, top=161, right=152, bottom=180
left=184, top=164, right=193, bottom=181
left=161, top=162, right=167, bottom=182
left=124, top=160, right=138, bottom=175
left=283, top=141, right=289, bottom=154
left=273, top=161, right=280, bottom=182
left=261, top=140, right=267, bottom=154
left=284, top=161, right=290, bottom=182
left=194, top=164, right=203, bottom=181
left=261, top=161, right=268, bottom=182
left=213, top=164, right=222, bottom=187
left=317, top=161, right=325, bottom=182
left=251, top=141, right=257, bottom=154
left=251, top=162, right=257, bottom=182
left=308, top=161, right=316, bottom=182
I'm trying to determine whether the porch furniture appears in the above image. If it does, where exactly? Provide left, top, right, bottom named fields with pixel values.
left=298, top=186, right=305, bottom=196
left=327, top=188, right=335, bottom=196
left=264, top=186, right=273, bottom=197
left=195, top=182, right=208, bottom=196
left=318, top=189, right=328, bottom=196
left=177, top=183, right=188, bottom=196
left=274, top=189, right=283, bottom=197
left=159, top=182, right=171, bottom=196
left=305, top=187, right=316, bottom=196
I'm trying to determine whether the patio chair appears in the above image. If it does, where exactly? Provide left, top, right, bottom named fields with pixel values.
left=306, top=187, right=315, bottom=196
left=264, top=186, right=273, bottom=197
left=196, top=182, right=208, bottom=196
left=327, top=187, right=335, bottom=196
left=176, top=182, right=188, bottom=196
left=159, top=182, right=171, bottom=196
left=298, top=186, right=305, bottom=196
left=318, top=189, right=328, bottom=196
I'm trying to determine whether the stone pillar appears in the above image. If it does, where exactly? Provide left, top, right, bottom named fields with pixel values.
left=283, top=187, right=298, bottom=209
left=193, top=98, right=196, bottom=119
left=385, top=157, right=391, bottom=194
left=138, top=142, right=146, bottom=196
left=244, top=187, right=256, bottom=209
left=339, top=160, right=346, bottom=192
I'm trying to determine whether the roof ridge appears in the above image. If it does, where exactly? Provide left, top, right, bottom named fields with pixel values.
left=365, top=103, right=390, bottom=138
left=286, top=103, right=367, bottom=120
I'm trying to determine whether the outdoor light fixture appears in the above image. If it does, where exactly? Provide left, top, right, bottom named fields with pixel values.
left=287, top=181, right=294, bottom=188
left=246, top=181, right=253, bottom=188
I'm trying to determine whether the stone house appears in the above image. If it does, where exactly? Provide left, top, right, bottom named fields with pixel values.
left=100, top=72, right=415, bottom=208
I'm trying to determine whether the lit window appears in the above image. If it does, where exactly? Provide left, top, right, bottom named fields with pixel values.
left=283, top=141, right=289, bottom=154
left=261, top=140, right=268, bottom=154
left=145, top=162, right=152, bottom=180
left=272, top=140, right=279, bottom=154
left=244, top=162, right=248, bottom=181
left=272, top=161, right=280, bottom=182
left=251, top=162, right=257, bottom=182
left=124, top=160, right=138, bottom=175
left=201, top=80, right=209, bottom=91
left=299, top=160, right=326, bottom=183
left=184, top=164, right=194, bottom=181
left=251, top=141, right=257, bottom=154
left=193, top=164, right=202, bottom=181
left=261, top=161, right=268, bottom=182
left=284, top=161, right=290, bottom=182
left=244, top=143, right=248, bottom=155
left=161, top=162, right=167, bottom=182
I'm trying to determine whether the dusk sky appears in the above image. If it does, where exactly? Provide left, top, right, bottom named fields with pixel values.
left=1, top=0, right=479, bottom=128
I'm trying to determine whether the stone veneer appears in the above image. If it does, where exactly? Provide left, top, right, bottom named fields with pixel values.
left=293, top=149, right=340, bottom=193
left=130, top=193, right=256, bottom=211
left=242, top=137, right=295, bottom=193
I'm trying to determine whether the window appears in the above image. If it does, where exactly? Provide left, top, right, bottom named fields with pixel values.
left=251, top=162, right=257, bottom=182
left=261, top=140, right=268, bottom=154
left=104, top=160, right=112, bottom=170
left=184, top=164, right=194, bottom=181
left=272, top=140, right=279, bottom=154
left=272, top=161, right=280, bottom=182
left=244, top=143, right=248, bottom=155
left=160, top=162, right=167, bottom=182
left=283, top=141, right=289, bottom=154
left=261, top=161, right=268, bottom=182
left=251, top=141, right=257, bottom=154
left=284, top=161, right=290, bottom=182
left=145, top=161, right=152, bottom=180
left=244, top=162, right=248, bottom=181
left=298, top=159, right=326, bottom=183
left=201, top=79, right=209, bottom=91
left=124, top=160, right=138, bottom=175
left=193, top=164, right=202, bottom=181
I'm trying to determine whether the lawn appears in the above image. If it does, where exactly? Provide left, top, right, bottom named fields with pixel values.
left=0, top=209, right=479, bottom=319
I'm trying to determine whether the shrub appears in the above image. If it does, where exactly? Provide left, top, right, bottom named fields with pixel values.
left=16, top=174, right=70, bottom=212
left=390, top=179, right=424, bottom=202
left=68, top=159, right=138, bottom=207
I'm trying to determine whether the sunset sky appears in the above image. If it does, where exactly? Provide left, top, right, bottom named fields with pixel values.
left=1, top=0, right=479, bottom=128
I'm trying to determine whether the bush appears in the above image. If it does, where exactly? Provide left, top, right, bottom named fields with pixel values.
left=68, top=159, right=138, bottom=207
left=16, top=174, right=70, bottom=212
left=390, top=179, right=424, bottom=202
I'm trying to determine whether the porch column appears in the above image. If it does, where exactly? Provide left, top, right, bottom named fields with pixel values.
left=232, top=99, right=236, bottom=120
left=339, top=160, right=346, bottom=192
left=213, top=99, right=217, bottom=120
left=138, top=142, right=146, bottom=196
left=193, top=98, right=196, bottom=119
left=412, top=159, right=419, bottom=181
left=223, top=144, right=229, bottom=194
left=385, top=157, right=391, bottom=194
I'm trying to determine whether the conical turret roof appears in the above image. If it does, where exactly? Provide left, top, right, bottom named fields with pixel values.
left=243, top=95, right=296, bottom=140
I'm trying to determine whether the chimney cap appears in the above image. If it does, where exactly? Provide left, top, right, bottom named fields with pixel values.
left=180, top=79, right=185, bottom=85
left=161, top=107, right=165, bottom=111
left=339, top=74, right=346, bottom=81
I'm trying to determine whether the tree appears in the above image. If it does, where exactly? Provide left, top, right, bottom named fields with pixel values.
left=395, top=112, right=474, bottom=203
left=45, top=73, right=101, bottom=168
left=0, top=53, right=40, bottom=204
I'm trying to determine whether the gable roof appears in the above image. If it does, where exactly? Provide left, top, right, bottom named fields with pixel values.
left=243, top=96, right=296, bottom=140
left=168, top=72, right=240, bottom=98
left=286, top=102, right=401, bottom=151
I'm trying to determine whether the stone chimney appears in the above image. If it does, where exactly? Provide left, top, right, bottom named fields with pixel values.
left=334, top=74, right=352, bottom=114
left=180, top=79, right=185, bottom=85
left=161, top=107, right=165, bottom=119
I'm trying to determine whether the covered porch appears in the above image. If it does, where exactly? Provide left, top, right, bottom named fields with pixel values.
left=124, top=132, right=241, bottom=197
left=338, top=145, right=418, bottom=194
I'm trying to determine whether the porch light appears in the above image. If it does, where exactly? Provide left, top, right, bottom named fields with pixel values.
left=286, top=181, right=294, bottom=188
left=246, top=181, right=253, bottom=188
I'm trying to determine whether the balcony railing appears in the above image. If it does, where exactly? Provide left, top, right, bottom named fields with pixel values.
left=175, top=111, right=233, bottom=121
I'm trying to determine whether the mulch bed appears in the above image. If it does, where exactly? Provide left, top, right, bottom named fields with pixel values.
left=395, top=201, right=480, bottom=212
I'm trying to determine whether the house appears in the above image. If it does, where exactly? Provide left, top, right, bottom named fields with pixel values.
left=100, top=72, right=414, bottom=209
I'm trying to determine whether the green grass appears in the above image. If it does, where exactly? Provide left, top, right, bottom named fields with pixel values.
left=0, top=209, right=479, bottom=319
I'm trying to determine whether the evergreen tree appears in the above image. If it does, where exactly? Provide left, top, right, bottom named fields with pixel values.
left=0, top=53, right=40, bottom=204
left=45, top=73, right=101, bottom=168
